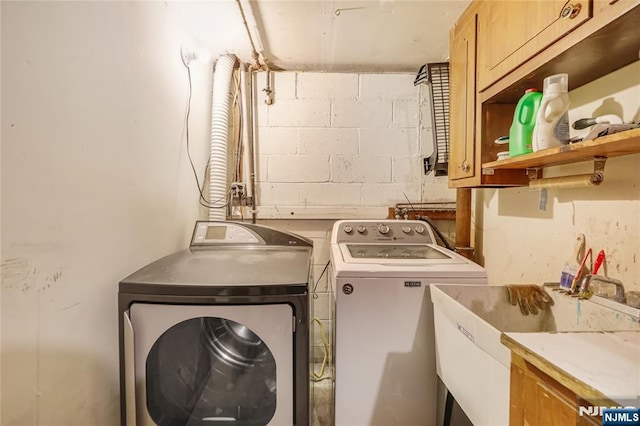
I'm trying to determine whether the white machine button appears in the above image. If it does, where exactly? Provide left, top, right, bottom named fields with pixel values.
left=415, top=225, right=425, bottom=234
left=378, top=224, right=390, bottom=234
left=344, top=225, right=353, bottom=234
left=401, top=225, right=411, bottom=234
left=356, top=225, right=366, bottom=233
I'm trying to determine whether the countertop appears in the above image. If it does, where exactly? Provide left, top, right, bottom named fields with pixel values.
left=501, top=331, right=640, bottom=406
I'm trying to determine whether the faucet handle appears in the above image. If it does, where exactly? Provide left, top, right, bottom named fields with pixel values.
left=576, top=274, right=594, bottom=299
left=613, top=282, right=626, bottom=303
left=590, top=275, right=625, bottom=303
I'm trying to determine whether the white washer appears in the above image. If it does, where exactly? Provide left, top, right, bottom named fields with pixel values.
left=330, top=219, right=487, bottom=426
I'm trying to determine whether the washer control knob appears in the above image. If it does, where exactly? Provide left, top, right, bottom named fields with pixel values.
left=415, top=225, right=425, bottom=234
left=378, top=224, right=390, bottom=234
left=356, top=225, right=366, bottom=233
left=343, top=225, right=353, bottom=234
left=401, top=225, right=411, bottom=234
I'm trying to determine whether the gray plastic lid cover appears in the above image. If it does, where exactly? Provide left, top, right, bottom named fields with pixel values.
left=121, top=246, right=312, bottom=287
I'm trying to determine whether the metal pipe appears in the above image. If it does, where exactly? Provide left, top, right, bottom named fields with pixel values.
left=237, top=0, right=267, bottom=70
left=248, top=71, right=258, bottom=223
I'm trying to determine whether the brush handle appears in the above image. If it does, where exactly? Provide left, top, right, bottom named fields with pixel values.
left=572, top=234, right=586, bottom=264
left=572, top=118, right=597, bottom=129
left=570, top=248, right=592, bottom=292
left=572, top=115, right=623, bottom=130
left=593, top=250, right=605, bottom=274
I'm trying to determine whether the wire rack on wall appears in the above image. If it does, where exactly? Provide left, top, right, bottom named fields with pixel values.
left=415, top=62, right=450, bottom=176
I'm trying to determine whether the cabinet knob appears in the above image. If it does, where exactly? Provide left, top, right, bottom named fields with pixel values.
left=560, top=3, right=582, bottom=19
left=461, top=161, right=470, bottom=172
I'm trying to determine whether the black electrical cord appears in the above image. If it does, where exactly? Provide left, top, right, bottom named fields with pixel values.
left=418, top=216, right=454, bottom=251
left=402, top=193, right=454, bottom=251
left=312, top=261, right=331, bottom=299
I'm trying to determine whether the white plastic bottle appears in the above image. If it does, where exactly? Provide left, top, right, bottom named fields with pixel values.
left=532, top=73, right=570, bottom=151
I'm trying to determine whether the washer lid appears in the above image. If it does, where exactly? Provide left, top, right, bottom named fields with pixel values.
left=331, top=242, right=487, bottom=279
left=120, top=246, right=311, bottom=287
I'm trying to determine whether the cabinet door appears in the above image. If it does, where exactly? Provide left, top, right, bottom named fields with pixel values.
left=510, top=356, right=601, bottom=426
left=479, top=0, right=591, bottom=90
left=448, top=12, right=477, bottom=181
left=511, top=361, right=578, bottom=426
left=593, top=0, right=629, bottom=16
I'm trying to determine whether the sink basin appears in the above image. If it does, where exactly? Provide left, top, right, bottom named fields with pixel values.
left=430, top=284, right=640, bottom=426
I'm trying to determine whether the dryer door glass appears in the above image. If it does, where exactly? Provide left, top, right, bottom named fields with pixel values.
left=145, top=317, right=277, bottom=426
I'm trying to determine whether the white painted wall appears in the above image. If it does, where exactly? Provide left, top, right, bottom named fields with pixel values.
left=1, top=2, right=213, bottom=424
left=476, top=61, right=640, bottom=293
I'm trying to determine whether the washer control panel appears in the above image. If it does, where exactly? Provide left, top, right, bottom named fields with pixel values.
left=334, top=220, right=435, bottom=244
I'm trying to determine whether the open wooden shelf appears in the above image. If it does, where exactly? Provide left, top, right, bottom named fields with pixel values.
left=482, top=127, right=640, bottom=171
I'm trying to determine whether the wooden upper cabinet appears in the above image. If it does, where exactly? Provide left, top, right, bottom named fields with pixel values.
left=447, top=0, right=640, bottom=188
left=448, top=11, right=477, bottom=181
left=478, top=0, right=592, bottom=91
left=593, top=0, right=631, bottom=16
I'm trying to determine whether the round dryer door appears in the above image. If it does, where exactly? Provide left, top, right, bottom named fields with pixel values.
left=147, top=317, right=276, bottom=425
left=128, top=303, right=294, bottom=426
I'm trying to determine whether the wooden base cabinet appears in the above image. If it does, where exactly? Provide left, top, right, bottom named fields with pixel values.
left=509, top=353, right=600, bottom=426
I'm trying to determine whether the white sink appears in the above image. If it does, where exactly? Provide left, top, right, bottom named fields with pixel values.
left=430, top=284, right=640, bottom=426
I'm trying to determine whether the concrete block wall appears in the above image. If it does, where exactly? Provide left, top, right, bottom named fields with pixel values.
left=254, top=71, right=455, bottom=211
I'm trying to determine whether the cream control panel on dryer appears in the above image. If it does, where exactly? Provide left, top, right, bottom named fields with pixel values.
left=334, top=220, right=436, bottom=244
left=191, top=221, right=261, bottom=246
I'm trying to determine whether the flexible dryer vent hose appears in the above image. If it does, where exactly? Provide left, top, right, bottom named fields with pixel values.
left=209, top=54, right=238, bottom=220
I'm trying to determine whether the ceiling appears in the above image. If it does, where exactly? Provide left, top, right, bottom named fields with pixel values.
left=168, top=0, right=471, bottom=73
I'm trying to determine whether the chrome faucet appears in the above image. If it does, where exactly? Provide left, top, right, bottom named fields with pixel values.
left=580, top=274, right=625, bottom=303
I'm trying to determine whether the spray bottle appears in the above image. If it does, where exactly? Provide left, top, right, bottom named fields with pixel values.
left=532, top=73, right=570, bottom=152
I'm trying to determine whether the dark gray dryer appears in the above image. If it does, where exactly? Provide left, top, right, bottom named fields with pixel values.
left=118, top=221, right=312, bottom=426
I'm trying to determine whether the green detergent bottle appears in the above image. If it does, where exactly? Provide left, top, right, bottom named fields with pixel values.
left=509, top=88, right=542, bottom=157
